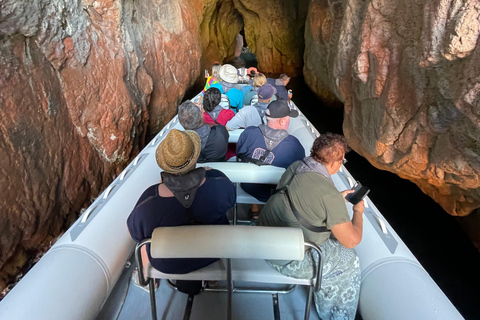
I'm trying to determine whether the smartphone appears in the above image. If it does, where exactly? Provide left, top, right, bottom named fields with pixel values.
left=204, top=69, right=209, bottom=78
left=345, top=182, right=370, bottom=205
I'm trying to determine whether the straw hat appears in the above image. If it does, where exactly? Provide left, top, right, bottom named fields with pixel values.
left=219, top=64, right=239, bottom=84
left=156, top=129, right=201, bottom=174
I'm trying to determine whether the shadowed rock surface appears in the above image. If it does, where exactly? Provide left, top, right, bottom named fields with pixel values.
left=304, top=0, right=480, bottom=217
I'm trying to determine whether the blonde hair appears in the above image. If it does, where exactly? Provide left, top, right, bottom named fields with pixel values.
left=253, top=73, right=267, bottom=87
left=211, top=64, right=221, bottom=78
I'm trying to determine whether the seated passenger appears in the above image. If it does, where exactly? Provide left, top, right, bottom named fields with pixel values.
left=203, top=63, right=222, bottom=93
left=236, top=100, right=304, bottom=203
left=256, top=133, right=363, bottom=320
left=267, top=74, right=291, bottom=101
left=203, top=87, right=234, bottom=126
left=225, top=84, right=277, bottom=131
left=178, top=101, right=229, bottom=163
left=127, top=129, right=236, bottom=274
left=243, top=72, right=269, bottom=106
left=219, top=64, right=244, bottom=112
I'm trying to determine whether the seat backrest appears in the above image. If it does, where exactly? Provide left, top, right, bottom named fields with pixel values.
left=150, top=225, right=304, bottom=261
left=196, top=162, right=285, bottom=184
left=250, top=94, right=258, bottom=105
left=220, top=94, right=230, bottom=109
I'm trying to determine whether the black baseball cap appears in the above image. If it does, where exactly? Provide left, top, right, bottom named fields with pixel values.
left=265, top=100, right=299, bottom=118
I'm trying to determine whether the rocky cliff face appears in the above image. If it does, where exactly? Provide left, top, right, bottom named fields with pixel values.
left=0, top=0, right=202, bottom=291
left=304, top=0, right=480, bottom=217
left=1, top=0, right=479, bottom=293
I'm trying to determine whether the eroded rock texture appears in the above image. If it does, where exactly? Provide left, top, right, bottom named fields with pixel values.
left=0, top=0, right=201, bottom=290
left=304, top=0, right=480, bottom=216
left=199, top=0, right=309, bottom=75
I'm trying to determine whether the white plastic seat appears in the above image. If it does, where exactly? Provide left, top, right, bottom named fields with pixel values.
left=135, top=225, right=322, bottom=320
left=236, top=184, right=265, bottom=205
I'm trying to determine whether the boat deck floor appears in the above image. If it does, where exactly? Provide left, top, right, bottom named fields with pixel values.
left=117, top=278, right=320, bottom=320
left=98, top=204, right=323, bottom=320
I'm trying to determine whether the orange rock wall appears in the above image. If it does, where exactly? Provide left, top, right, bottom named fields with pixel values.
left=0, top=0, right=202, bottom=290
left=304, top=0, right=480, bottom=216
left=199, top=0, right=309, bottom=75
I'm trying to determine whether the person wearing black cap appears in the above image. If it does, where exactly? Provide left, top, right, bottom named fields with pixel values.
left=236, top=100, right=305, bottom=214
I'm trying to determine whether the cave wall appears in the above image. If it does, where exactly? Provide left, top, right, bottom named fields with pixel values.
left=200, top=0, right=310, bottom=75
left=0, top=0, right=202, bottom=291
left=304, top=0, right=480, bottom=216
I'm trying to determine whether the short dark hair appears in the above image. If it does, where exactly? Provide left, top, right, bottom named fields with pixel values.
left=310, top=133, right=350, bottom=164
left=178, top=101, right=203, bottom=130
left=203, top=88, right=222, bottom=112
left=230, top=56, right=246, bottom=69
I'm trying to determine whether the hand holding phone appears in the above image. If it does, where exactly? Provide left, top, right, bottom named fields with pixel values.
left=345, top=182, right=370, bottom=205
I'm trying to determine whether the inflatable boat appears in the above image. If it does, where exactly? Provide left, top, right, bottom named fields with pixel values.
left=0, top=92, right=465, bottom=320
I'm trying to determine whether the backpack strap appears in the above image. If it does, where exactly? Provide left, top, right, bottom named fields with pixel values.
left=237, top=149, right=271, bottom=166
left=276, top=166, right=330, bottom=233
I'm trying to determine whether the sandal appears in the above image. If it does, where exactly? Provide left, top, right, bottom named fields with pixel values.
left=248, top=209, right=260, bottom=221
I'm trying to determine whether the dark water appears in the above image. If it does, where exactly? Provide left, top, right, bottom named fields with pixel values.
left=289, top=76, right=480, bottom=320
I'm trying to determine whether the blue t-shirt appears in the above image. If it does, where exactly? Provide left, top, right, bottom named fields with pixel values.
left=127, top=169, right=236, bottom=273
left=236, top=126, right=305, bottom=201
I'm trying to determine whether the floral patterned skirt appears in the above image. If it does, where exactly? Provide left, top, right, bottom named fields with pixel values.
left=268, top=238, right=361, bottom=320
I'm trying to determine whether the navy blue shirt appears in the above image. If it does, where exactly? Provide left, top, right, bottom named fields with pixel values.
left=236, top=126, right=305, bottom=169
left=236, top=126, right=304, bottom=201
left=127, top=169, right=236, bottom=273
left=267, top=78, right=289, bottom=101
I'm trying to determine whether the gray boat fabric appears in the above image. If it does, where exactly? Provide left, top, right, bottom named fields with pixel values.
left=268, top=238, right=360, bottom=320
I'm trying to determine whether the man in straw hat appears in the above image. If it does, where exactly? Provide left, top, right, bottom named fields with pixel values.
left=127, top=129, right=236, bottom=275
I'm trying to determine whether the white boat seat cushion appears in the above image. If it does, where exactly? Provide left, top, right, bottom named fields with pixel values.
left=146, top=225, right=310, bottom=286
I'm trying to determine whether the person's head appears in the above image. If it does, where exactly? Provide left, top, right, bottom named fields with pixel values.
left=310, top=133, right=350, bottom=175
left=156, top=129, right=201, bottom=175
left=211, top=63, right=221, bottom=78
left=265, top=100, right=298, bottom=130
left=203, top=87, right=222, bottom=112
left=257, top=84, right=277, bottom=102
left=219, top=64, right=239, bottom=84
left=231, top=56, right=246, bottom=69
left=247, top=67, right=258, bottom=78
left=253, top=73, right=267, bottom=88
left=279, top=73, right=291, bottom=86
left=178, top=101, right=204, bottom=130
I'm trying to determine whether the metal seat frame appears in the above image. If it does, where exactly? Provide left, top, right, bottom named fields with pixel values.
left=135, top=230, right=322, bottom=320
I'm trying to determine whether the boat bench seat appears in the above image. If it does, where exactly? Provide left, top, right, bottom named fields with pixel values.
left=236, top=184, right=265, bottom=205
left=196, top=162, right=286, bottom=222
left=145, top=258, right=311, bottom=285
left=135, top=225, right=322, bottom=320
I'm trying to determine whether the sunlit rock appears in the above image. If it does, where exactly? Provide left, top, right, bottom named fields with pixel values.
left=304, top=0, right=480, bottom=216
left=0, top=0, right=201, bottom=290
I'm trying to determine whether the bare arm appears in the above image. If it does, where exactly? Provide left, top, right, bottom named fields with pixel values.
left=331, top=200, right=364, bottom=248
left=234, top=34, right=243, bottom=57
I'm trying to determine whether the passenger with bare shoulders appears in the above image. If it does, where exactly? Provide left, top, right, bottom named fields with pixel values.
left=256, top=133, right=363, bottom=320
